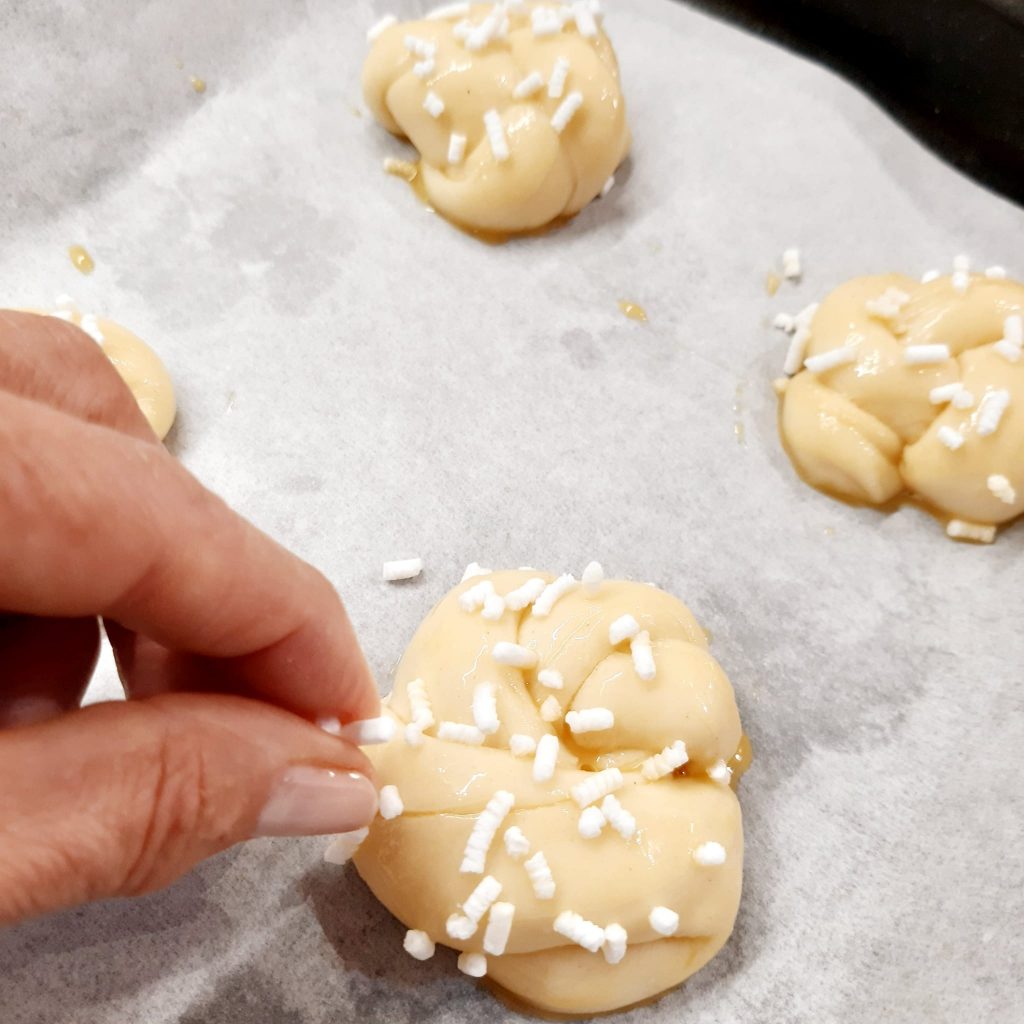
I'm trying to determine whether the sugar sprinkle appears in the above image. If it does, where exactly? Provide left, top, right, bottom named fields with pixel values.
left=641, top=739, right=689, bottom=780
left=532, top=733, right=559, bottom=781
left=340, top=716, right=396, bottom=745
left=572, top=0, right=599, bottom=36
left=936, top=426, right=965, bottom=451
left=540, top=695, right=562, bottom=722
left=379, top=784, right=404, bottom=820
left=608, top=613, right=640, bottom=645
left=537, top=668, right=564, bottom=689
left=693, top=840, right=727, bottom=866
left=865, top=287, right=910, bottom=320
left=383, top=557, right=423, bottom=581
left=483, top=902, right=516, bottom=955
left=578, top=805, right=606, bottom=839
left=403, top=929, right=436, bottom=960
left=977, top=389, right=1011, bottom=437
left=987, top=474, right=1017, bottom=505
left=505, top=577, right=547, bottom=610
left=457, top=952, right=487, bottom=977
left=472, top=681, right=500, bottom=735
left=447, top=131, right=467, bottom=164
left=461, top=791, right=515, bottom=873
left=481, top=593, right=506, bottom=620
left=571, top=767, right=623, bottom=808
left=782, top=247, right=801, bottom=281
left=929, top=382, right=965, bottom=405
left=565, top=707, right=615, bottom=734
left=550, top=91, right=583, bottom=133
left=600, top=793, right=636, bottom=839
left=946, top=519, right=996, bottom=543
left=492, top=641, right=538, bottom=667
left=582, top=560, right=604, bottom=595
left=602, top=923, right=628, bottom=964
left=630, top=630, right=656, bottom=680
left=509, top=733, right=537, bottom=757
left=513, top=70, right=545, bottom=99
left=462, top=874, right=503, bottom=924
left=531, top=5, right=564, bottom=36
left=532, top=573, right=578, bottom=616
left=648, top=906, right=679, bottom=937
left=504, top=826, right=531, bottom=859
left=524, top=850, right=556, bottom=899
left=904, top=344, right=950, bottom=365
left=437, top=721, right=486, bottom=745
left=484, top=109, right=510, bottom=161
left=554, top=910, right=605, bottom=952
left=423, top=90, right=445, bottom=118
left=548, top=57, right=570, bottom=98
left=804, top=343, right=858, bottom=374
left=460, top=579, right=495, bottom=612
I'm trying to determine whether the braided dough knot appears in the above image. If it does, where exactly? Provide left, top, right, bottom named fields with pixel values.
left=779, top=273, right=1024, bottom=530
left=362, top=3, right=630, bottom=233
left=355, top=569, right=745, bottom=1014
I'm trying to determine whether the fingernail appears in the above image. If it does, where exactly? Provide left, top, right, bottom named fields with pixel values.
left=0, top=696, right=65, bottom=728
left=255, top=767, right=378, bottom=837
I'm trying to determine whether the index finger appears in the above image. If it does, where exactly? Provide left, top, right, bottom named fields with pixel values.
left=0, top=390, right=379, bottom=723
left=0, top=310, right=156, bottom=441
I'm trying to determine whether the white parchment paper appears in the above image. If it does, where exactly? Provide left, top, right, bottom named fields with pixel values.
left=1, top=1, right=1022, bottom=1021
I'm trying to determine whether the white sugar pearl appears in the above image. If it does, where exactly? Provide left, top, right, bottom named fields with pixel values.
left=648, top=906, right=679, bottom=936
left=403, top=929, right=435, bottom=960
left=578, top=805, right=606, bottom=838
left=379, top=785, right=404, bottom=820
left=457, top=951, right=487, bottom=977
left=693, top=841, right=727, bottom=866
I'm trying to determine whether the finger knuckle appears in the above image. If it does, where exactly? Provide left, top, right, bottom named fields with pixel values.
left=115, top=711, right=215, bottom=897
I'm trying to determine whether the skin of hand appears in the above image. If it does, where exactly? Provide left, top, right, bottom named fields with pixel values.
left=0, top=311, right=380, bottom=926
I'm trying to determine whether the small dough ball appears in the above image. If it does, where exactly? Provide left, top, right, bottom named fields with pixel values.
left=362, top=3, right=630, bottom=234
left=778, top=273, right=1024, bottom=536
left=46, top=307, right=176, bottom=440
left=353, top=569, right=746, bottom=1015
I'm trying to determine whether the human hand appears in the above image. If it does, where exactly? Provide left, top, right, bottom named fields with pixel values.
left=0, top=311, right=379, bottom=926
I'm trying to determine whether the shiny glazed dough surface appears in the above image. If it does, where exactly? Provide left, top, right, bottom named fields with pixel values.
left=354, top=570, right=745, bottom=1015
left=94, top=317, right=176, bottom=440
left=778, top=274, right=1024, bottom=530
left=362, top=3, right=630, bottom=234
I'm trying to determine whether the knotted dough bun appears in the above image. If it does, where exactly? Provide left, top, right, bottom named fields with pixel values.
left=354, top=569, right=746, bottom=1015
left=362, top=3, right=630, bottom=234
left=779, top=273, right=1024, bottom=534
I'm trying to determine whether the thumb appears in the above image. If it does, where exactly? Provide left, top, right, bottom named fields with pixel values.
left=0, top=694, right=378, bottom=925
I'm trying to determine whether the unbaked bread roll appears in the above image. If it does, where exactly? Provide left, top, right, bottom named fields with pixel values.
left=362, top=2, right=630, bottom=234
left=45, top=301, right=176, bottom=440
left=777, top=272, right=1024, bottom=541
left=350, top=567, right=747, bottom=1015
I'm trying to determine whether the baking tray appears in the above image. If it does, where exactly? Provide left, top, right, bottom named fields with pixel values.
left=0, top=1, right=1022, bottom=1022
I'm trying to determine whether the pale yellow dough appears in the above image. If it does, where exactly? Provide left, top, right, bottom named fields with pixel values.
left=49, top=309, right=176, bottom=440
left=354, top=570, right=745, bottom=1015
left=362, top=3, right=630, bottom=234
left=778, top=274, right=1024, bottom=534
